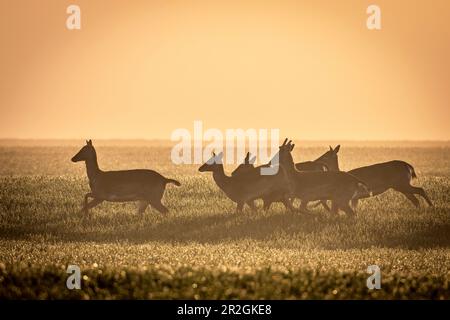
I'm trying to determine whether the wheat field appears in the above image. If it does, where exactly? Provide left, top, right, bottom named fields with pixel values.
left=0, top=141, right=449, bottom=299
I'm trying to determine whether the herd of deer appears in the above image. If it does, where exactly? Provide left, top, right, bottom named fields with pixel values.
left=71, top=139, right=433, bottom=216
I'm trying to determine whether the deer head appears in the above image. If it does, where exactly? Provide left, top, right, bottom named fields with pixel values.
left=231, top=152, right=256, bottom=177
left=71, top=140, right=95, bottom=162
left=277, top=138, right=295, bottom=167
left=198, top=152, right=224, bottom=172
left=316, top=145, right=340, bottom=171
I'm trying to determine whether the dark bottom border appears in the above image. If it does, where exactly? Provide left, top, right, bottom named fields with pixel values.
left=0, top=300, right=447, bottom=319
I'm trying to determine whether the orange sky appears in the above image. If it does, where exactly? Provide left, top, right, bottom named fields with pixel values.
left=0, top=0, right=449, bottom=140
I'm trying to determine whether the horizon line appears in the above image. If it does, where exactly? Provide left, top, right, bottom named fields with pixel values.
left=0, top=138, right=449, bottom=142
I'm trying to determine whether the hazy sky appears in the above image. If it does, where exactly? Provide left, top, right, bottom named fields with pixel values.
left=1, top=0, right=449, bottom=140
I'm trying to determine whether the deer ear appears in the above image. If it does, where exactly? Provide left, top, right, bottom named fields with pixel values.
left=334, top=145, right=340, bottom=153
left=329, top=145, right=333, bottom=151
left=217, top=152, right=224, bottom=161
left=291, top=144, right=295, bottom=151
left=249, top=156, right=256, bottom=164
left=87, top=140, right=92, bottom=146
left=282, top=138, right=288, bottom=146
left=245, top=152, right=250, bottom=163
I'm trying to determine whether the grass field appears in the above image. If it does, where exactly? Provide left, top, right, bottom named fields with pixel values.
left=0, top=141, right=449, bottom=299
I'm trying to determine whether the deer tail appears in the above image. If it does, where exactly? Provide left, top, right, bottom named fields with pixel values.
left=406, top=162, right=417, bottom=179
left=310, top=201, right=323, bottom=208
left=165, top=178, right=181, bottom=187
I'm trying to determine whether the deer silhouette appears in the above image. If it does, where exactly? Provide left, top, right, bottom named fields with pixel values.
left=232, top=146, right=336, bottom=211
left=307, top=145, right=433, bottom=208
left=277, top=139, right=369, bottom=216
left=348, top=161, right=433, bottom=208
left=198, top=152, right=293, bottom=213
left=230, top=152, right=289, bottom=211
left=71, top=140, right=180, bottom=214
left=295, top=145, right=340, bottom=211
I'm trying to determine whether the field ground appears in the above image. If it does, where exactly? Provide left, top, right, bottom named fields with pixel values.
left=0, top=141, right=449, bottom=299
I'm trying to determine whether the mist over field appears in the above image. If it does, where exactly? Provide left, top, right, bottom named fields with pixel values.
left=0, top=140, right=449, bottom=299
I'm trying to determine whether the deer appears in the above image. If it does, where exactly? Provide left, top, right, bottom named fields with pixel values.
left=71, top=140, right=181, bottom=215
left=310, top=144, right=434, bottom=209
left=307, top=145, right=433, bottom=208
left=277, top=139, right=369, bottom=216
left=230, top=152, right=290, bottom=210
left=198, top=152, right=294, bottom=213
left=231, top=146, right=339, bottom=211
left=230, top=152, right=269, bottom=210
left=347, top=161, right=433, bottom=208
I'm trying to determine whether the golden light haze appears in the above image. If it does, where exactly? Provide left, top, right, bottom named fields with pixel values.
left=1, top=0, right=449, bottom=140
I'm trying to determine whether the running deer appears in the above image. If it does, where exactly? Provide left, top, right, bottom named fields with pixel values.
left=231, top=147, right=335, bottom=211
left=230, top=152, right=287, bottom=210
left=278, top=139, right=369, bottom=216
left=71, top=140, right=181, bottom=214
left=348, top=161, right=433, bottom=208
left=198, top=152, right=293, bottom=213
left=308, top=145, right=433, bottom=208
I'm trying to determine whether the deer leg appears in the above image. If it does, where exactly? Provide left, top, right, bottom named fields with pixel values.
left=351, top=199, right=359, bottom=209
left=236, top=202, right=244, bottom=213
left=340, top=202, right=355, bottom=216
left=309, top=200, right=330, bottom=211
left=284, top=200, right=295, bottom=212
left=399, top=192, right=420, bottom=207
left=411, top=186, right=433, bottom=207
left=150, top=200, right=169, bottom=214
left=81, top=197, right=103, bottom=214
left=395, top=186, right=422, bottom=207
left=320, top=200, right=331, bottom=212
left=247, top=200, right=257, bottom=212
left=147, top=187, right=169, bottom=214
left=82, top=193, right=93, bottom=213
left=330, top=201, right=339, bottom=215
left=299, top=200, right=312, bottom=214
left=262, top=199, right=273, bottom=211
left=281, top=195, right=296, bottom=212
left=137, top=201, right=150, bottom=215
left=310, top=201, right=321, bottom=208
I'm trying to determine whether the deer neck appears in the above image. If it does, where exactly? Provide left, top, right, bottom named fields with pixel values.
left=85, top=152, right=101, bottom=181
left=212, top=166, right=231, bottom=192
left=281, top=161, right=298, bottom=176
left=315, top=154, right=339, bottom=171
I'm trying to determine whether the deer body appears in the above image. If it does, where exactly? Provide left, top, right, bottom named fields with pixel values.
left=285, top=169, right=367, bottom=215
left=72, top=140, right=180, bottom=214
left=348, top=160, right=432, bottom=207
left=230, top=141, right=365, bottom=215
left=278, top=140, right=368, bottom=215
left=199, top=153, right=293, bottom=213
left=306, top=147, right=433, bottom=209
left=232, top=147, right=338, bottom=211
left=87, top=169, right=176, bottom=202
